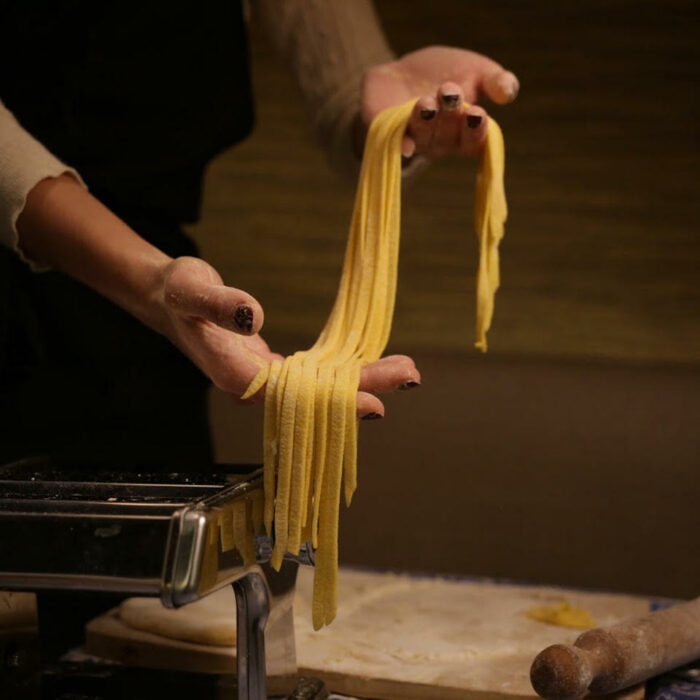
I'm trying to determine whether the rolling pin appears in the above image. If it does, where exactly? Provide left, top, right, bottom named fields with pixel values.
left=530, top=597, right=700, bottom=699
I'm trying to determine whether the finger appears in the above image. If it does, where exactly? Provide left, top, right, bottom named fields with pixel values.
left=246, top=334, right=284, bottom=363
left=481, top=69, right=520, bottom=105
left=237, top=354, right=404, bottom=412
left=212, top=346, right=267, bottom=400
left=356, top=391, right=385, bottom=420
left=359, top=355, right=421, bottom=394
left=460, top=105, right=488, bottom=158
left=430, top=82, right=465, bottom=157
left=407, top=96, right=438, bottom=156
left=240, top=389, right=388, bottom=417
left=165, top=272, right=264, bottom=336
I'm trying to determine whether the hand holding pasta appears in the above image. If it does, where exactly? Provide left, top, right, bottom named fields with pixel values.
left=243, top=99, right=507, bottom=629
left=362, top=46, right=519, bottom=159
left=160, top=256, right=278, bottom=399
left=160, top=257, right=420, bottom=417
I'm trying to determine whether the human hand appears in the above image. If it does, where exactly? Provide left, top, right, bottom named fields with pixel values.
left=161, top=257, right=420, bottom=418
left=15, top=178, right=419, bottom=419
left=362, top=45, right=519, bottom=159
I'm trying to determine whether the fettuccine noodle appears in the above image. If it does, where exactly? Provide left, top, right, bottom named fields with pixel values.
left=242, top=99, right=507, bottom=629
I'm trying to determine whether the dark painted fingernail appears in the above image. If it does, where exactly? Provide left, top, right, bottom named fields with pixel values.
left=233, top=304, right=254, bottom=332
left=442, top=94, right=459, bottom=107
left=362, top=412, right=383, bottom=421
left=467, top=114, right=483, bottom=129
left=399, top=380, right=421, bottom=391
left=420, top=108, right=437, bottom=120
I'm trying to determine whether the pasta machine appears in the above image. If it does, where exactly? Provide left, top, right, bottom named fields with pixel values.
left=0, top=456, right=318, bottom=699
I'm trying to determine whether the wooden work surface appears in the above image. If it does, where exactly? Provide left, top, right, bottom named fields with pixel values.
left=86, top=567, right=650, bottom=699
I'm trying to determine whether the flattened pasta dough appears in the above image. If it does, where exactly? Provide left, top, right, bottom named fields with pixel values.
left=120, top=594, right=236, bottom=646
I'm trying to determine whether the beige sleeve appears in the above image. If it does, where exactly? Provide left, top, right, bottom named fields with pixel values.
left=253, top=0, right=397, bottom=176
left=0, top=99, right=85, bottom=267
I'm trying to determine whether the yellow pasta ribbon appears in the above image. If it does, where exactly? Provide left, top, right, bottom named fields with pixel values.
left=242, top=99, right=507, bottom=629
left=240, top=363, right=270, bottom=401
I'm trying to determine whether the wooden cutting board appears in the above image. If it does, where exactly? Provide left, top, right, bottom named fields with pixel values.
left=86, top=567, right=650, bottom=699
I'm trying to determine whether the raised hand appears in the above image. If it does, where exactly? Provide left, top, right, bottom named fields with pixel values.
left=362, top=45, right=519, bottom=159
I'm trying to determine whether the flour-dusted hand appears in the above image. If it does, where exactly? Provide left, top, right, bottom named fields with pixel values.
left=362, top=46, right=519, bottom=159
left=158, top=257, right=422, bottom=418
left=160, top=256, right=279, bottom=399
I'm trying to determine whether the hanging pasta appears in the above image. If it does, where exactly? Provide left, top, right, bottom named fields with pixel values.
left=241, top=99, right=507, bottom=629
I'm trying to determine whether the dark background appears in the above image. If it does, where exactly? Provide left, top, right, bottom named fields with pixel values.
left=188, top=1, right=699, bottom=598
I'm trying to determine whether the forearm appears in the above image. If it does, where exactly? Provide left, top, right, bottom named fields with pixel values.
left=0, top=99, right=85, bottom=264
left=254, top=0, right=395, bottom=173
left=16, top=174, right=172, bottom=335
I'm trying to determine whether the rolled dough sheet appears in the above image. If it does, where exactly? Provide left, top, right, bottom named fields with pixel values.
left=113, top=567, right=650, bottom=698
left=121, top=591, right=236, bottom=646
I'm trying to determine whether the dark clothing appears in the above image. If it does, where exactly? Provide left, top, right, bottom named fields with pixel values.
left=0, top=2, right=255, bottom=467
left=0, top=1, right=255, bottom=223
left=0, top=221, right=212, bottom=468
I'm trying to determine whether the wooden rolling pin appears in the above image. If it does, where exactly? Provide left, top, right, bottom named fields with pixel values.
left=530, top=597, right=700, bottom=699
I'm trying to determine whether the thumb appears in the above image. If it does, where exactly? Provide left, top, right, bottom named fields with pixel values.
left=164, top=259, right=264, bottom=335
left=480, top=67, right=520, bottom=105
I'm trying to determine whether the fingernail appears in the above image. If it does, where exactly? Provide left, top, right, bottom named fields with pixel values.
left=442, top=94, right=460, bottom=108
left=420, top=108, right=437, bottom=120
left=399, top=380, right=421, bottom=391
left=233, top=304, right=254, bottom=333
left=362, top=412, right=383, bottom=421
left=466, top=114, right=483, bottom=129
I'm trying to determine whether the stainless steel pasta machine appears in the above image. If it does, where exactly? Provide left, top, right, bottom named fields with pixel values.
left=0, top=456, right=316, bottom=700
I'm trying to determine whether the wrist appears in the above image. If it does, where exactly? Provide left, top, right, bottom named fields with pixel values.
left=127, top=254, right=175, bottom=336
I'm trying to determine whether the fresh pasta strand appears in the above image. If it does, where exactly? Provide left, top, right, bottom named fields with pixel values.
left=250, top=489, right=264, bottom=535
left=474, top=117, right=507, bottom=351
left=262, top=360, right=282, bottom=534
left=243, top=99, right=507, bottom=629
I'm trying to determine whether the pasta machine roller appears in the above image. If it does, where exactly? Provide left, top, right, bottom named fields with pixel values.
left=0, top=456, right=316, bottom=700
